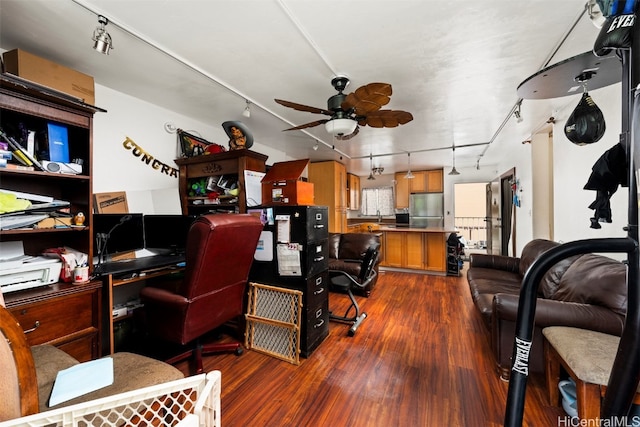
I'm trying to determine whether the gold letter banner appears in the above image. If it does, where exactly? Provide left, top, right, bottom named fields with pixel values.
left=122, top=137, right=179, bottom=178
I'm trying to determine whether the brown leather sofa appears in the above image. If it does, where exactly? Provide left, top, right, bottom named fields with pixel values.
left=328, top=233, right=382, bottom=297
left=467, top=239, right=627, bottom=379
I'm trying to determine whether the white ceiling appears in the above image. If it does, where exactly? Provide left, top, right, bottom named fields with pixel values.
left=0, top=0, right=608, bottom=176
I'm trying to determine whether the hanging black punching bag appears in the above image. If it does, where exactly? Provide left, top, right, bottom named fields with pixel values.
left=564, top=92, right=607, bottom=145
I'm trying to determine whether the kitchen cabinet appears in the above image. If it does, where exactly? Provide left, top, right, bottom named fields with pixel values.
left=308, top=160, right=347, bottom=233
left=395, top=172, right=410, bottom=209
left=394, top=169, right=444, bottom=209
left=426, top=169, right=444, bottom=192
left=347, top=173, right=360, bottom=210
left=379, top=228, right=447, bottom=272
left=409, top=171, right=427, bottom=193
left=175, top=149, right=267, bottom=215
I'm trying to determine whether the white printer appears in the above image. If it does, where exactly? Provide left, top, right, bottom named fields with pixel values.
left=0, top=256, right=63, bottom=293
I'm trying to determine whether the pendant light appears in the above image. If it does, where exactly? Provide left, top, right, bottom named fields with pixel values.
left=404, top=152, right=414, bottom=179
left=367, top=153, right=375, bottom=180
left=449, top=145, right=460, bottom=176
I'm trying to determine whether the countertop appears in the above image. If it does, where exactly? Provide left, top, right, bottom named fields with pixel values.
left=378, top=225, right=456, bottom=233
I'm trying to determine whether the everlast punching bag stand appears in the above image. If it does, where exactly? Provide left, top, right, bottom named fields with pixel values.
left=504, top=5, right=640, bottom=426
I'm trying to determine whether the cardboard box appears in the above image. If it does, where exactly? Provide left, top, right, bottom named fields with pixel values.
left=261, top=159, right=314, bottom=206
left=94, top=192, right=129, bottom=213
left=3, top=49, right=95, bottom=105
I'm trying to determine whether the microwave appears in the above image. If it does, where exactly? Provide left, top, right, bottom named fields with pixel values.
left=395, top=213, right=410, bottom=226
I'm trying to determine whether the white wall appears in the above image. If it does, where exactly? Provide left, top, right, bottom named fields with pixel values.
left=551, top=83, right=627, bottom=245
left=488, top=82, right=627, bottom=257
left=92, top=84, right=288, bottom=213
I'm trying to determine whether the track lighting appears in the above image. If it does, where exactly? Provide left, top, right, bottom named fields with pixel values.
left=312, top=141, right=319, bottom=151
left=92, top=15, right=113, bottom=55
left=449, top=146, right=460, bottom=176
left=587, top=0, right=606, bottom=28
left=367, top=153, right=376, bottom=180
left=242, top=100, right=251, bottom=118
left=514, top=100, right=523, bottom=123
left=404, top=152, right=414, bottom=179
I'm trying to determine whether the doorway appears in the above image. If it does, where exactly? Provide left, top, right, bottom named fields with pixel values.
left=486, top=168, right=516, bottom=256
left=454, top=182, right=488, bottom=256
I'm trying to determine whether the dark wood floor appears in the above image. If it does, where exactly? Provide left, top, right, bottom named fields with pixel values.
left=172, top=268, right=565, bottom=426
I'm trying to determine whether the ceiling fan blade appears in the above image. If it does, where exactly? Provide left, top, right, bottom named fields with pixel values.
left=359, top=110, right=414, bottom=128
left=282, top=119, right=329, bottom=131
left=274, top=99, right=332, bottom=115
left=335, top=126, right=359, bottom=141
left=342, top=82, right=392, bottom=114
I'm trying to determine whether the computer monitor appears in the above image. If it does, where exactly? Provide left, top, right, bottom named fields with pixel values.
left=93, top=213, right=145, bottom=257
left=143, top=214, right=196, bottom=255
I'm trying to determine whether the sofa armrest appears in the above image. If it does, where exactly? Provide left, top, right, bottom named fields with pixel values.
left=469, top=253, right=520, bottom=274
left=493, top=293, right=625, bottom=335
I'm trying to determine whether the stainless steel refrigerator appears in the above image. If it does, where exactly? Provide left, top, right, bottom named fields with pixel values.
left=409, top=193, right=444, bottom=228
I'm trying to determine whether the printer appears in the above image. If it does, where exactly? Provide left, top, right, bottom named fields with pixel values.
left=0, top=257, right=63, bottom=293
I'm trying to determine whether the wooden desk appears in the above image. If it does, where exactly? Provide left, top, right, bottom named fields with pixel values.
left=5, top=281, right=102, bottom=362
left=101, top=265, right=185, bottom=355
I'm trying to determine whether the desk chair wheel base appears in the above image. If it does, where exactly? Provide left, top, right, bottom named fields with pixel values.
left=328, top=245, right=379, bottom=337
left=329, top=276, right=368, bottom=337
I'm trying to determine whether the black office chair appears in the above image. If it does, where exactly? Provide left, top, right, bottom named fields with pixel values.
left=328, top=244, right=379, bottom=336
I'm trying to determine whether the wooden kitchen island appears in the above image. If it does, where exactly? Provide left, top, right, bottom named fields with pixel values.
left=377, top=226, right=455, bottom=273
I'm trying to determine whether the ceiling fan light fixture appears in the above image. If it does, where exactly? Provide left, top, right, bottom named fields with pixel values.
left=92, top=15, right=113, bottom=55
left=325, top=118, right=357, bottom=137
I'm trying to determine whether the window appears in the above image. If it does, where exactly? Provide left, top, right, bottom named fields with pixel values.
left=361, top=187, right=394, bottom=216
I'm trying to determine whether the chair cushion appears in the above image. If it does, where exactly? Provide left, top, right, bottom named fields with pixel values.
left=543, top=326, right=623, bottom=387
left=31, top=345, right=79, bottom=411
left=35, top=351, right=184, bottom=412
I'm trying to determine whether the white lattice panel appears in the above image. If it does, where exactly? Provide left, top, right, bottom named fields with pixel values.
left=1, top=371, right=221, bottom=427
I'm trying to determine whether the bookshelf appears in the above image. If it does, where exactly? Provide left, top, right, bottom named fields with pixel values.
left=0, top=73, right=104, bottom=268
left=174, top=149, right=268, bottom=215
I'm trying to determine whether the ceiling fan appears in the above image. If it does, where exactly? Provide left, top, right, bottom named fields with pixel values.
left=275, top=76, right=413, bottom=140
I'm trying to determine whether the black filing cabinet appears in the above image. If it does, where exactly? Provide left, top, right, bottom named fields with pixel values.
left=249, top=205, right=329, bottom=357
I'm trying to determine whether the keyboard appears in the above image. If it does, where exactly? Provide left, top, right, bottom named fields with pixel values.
left=95, top=254, right=185, bottom=276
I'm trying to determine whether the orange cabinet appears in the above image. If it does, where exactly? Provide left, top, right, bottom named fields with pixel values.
left=347, top=173, right=361, bottom=210
left=395, top=169, right=444, bottom=209
left=380, top=230, right=446, bottom=272
left=309, top=161, right=347, bottom=233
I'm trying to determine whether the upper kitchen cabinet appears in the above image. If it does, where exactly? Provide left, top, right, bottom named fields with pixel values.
left=347, top=173, right=360, bottom=211
left=395, top=169, right=444, bottom=209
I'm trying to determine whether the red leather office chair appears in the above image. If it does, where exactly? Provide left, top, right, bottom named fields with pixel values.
left=139, top=213, right=262, bottom=374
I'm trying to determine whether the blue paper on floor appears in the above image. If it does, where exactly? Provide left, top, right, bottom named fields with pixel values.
left=49, top=357, right=114, bottom=407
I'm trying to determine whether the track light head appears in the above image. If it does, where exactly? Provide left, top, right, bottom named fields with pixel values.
left=242, top=100, right=251, bottom=118
left=93, top=15, right=113, bottom=55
